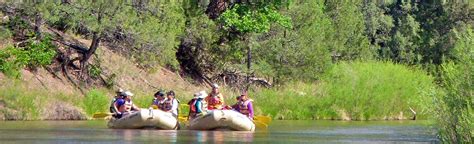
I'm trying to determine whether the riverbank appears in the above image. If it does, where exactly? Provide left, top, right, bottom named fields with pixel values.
left=0, top=61, right=437, bottom=121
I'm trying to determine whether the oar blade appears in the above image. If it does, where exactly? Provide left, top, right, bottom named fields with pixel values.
left=93, top=113, right=112, bottom=118
left=253, top=120, right=268, bottom=130
left=254, top=115, right=272, bottom=124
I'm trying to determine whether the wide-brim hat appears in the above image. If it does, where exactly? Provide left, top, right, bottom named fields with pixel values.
left=198, top=91, right=207, bottom=98
left=124, top=91, right=134, bottom=97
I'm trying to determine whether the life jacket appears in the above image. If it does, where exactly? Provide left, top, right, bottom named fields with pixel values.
left=188, top=98, right=197, bottom=113
left=206, top=93, right=223, bottom=110
left=238, top=99, right=252, bottom=117
left=118, top=100, right=133, bottom=113
left=163, top=98, right=173, bottom=111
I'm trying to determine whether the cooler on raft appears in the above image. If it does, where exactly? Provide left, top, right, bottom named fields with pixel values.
left=107, top=109, right=178, bottom=130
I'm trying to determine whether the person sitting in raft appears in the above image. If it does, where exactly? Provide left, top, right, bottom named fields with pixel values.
left=149, top=90, right=166, bottom=110
left=190, top=91, right=207, bottom=120
left=237, top=92, right=254, bottom=119
left=187, top=92, right=199, bottom=120
left=205, top=83, right=225, bottom=110
left=114, top=91, right=140, bottom=119
left=162, top=91, right=179, bottom=118
left=231, top=95, right=242, bottom=110
left=110, top=88, right=124, bottom=118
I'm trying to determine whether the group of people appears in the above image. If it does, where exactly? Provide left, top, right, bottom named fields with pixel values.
left=108, top=83, right=254, bottom=120
left=187, top=84, right=254, bottom=120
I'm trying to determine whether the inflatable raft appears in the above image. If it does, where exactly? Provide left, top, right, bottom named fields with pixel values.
left=187, top=110, right=255, bottom=131
left=108, top=109, right=178, bottom=129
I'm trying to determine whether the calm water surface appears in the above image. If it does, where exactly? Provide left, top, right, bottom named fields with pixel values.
left=0, top=120, right=438, bottom=143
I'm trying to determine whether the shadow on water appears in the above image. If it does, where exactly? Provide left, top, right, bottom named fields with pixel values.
left=0, top=120, right=438, bottom=143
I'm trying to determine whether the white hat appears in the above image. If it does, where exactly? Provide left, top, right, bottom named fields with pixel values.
left=198, top=91, right=207, bottom=98
left=212, top=83, right=219, bottom=89
left=124, top=91, right=134, bottom=97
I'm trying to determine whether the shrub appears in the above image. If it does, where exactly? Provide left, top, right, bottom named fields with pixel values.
left=0, top=36, right=57, bottom=78
left=253, top=61, right=436, bottom=120
left=319, top=61, right=435, bottom=120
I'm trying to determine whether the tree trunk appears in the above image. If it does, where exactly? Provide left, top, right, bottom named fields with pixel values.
left=80, top=32, right=100, bottom=79
left=246, top=38, right=251, bottom=91
left=34, top=12, right=42, bottom=40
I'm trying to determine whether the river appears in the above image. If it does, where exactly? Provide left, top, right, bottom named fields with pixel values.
left=0, top=120, right=438, bottom=143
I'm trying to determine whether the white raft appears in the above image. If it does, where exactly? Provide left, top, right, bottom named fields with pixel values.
left=187, top=110, right=255, bottom=131
left=108, top=109, right=178, bottom=129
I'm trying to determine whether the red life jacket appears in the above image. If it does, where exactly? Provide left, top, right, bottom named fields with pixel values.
left=188, top=99, right=197, bottom=113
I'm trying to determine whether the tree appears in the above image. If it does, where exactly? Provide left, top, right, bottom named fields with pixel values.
left=254, top=0, right=333, bottom=82
left=324, top=0, right=373, bottom=61
left=218, top=3, right=292, bottom=89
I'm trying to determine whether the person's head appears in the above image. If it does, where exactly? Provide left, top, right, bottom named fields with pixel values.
left=116, top=88, right=124, bottom=97
left=236, top=95, right=241, bottom=101
left=167, top=90, right=175, bottom=99
left=211, top=83, right=219, bottom=94
left=193, top=92, right=200, bottom=99
left=198, top=91, right=207, bottom=100
left=154, top=90, right=165, bottom=100
left=123, top=91, right=134, bottom=100
left=240, top=92, right=248, bottom=100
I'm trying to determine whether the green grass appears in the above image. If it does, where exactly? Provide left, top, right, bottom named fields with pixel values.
left=253, top=61, right=437, bottom=120
left=81, top=89, right=110, bottom=116
left=0, top=80, right=80, bottom=120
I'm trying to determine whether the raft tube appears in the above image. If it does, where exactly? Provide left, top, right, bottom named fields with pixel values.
left=187, top=110, right=255, bottom=131
left=108, top=109, right=178, bottom=129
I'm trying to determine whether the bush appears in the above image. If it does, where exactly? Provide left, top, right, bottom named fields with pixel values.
left=82, top=89, right=110, bottom=116
left=432, top=26, right=473, bottom=143
left=0, top=36, right=57, bottom=78
left=319, top=61, right=435, bottom=120
left=253, top=61, right=436, bottom=120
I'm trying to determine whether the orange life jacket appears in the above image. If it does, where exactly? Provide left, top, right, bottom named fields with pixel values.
left=206, top=94, right=223, bottom=110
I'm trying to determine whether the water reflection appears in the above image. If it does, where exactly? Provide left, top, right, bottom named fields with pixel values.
left=0, top=120, right=437, bottom=143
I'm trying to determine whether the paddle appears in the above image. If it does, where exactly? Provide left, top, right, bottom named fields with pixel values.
left=253, top=120, right=268, bottom=129
left=93, top=112, right=113, bottom=118
left=254, top=115, right=272, bottom=125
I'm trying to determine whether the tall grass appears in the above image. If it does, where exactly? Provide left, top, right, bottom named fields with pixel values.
left=0, top=80, right=80, bottom=120
left=81, top=89, right=110, bottom=116
left=253, top=61, right=436, bottom=120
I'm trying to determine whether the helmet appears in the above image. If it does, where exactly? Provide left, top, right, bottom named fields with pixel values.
left=212, top=83, right=219, bottom=89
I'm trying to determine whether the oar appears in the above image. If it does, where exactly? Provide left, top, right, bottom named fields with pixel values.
left=253, top=120, right=268, bottom=129
left=93, top=112, right=113, bottom=118
left=254, top=115, right=272, bottom=124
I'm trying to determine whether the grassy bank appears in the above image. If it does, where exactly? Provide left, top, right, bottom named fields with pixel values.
left=0, top=61, right=438, bottom=121
left=252, top=61, right=436, bottom=120
left=0, top=79, right=86, bottom=120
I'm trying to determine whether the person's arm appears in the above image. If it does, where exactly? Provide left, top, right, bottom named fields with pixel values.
left=114, top=99, right=124, bottom=114
left=171, top=99, right=178, bottom=111
left=132, top=104, right=140, bottom=111
left=247, top=101, right=254, bottom=119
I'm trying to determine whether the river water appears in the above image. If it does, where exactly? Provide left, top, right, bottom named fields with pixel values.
left=0, top=120, right=438, bottom=143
